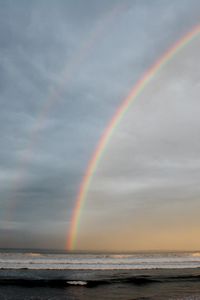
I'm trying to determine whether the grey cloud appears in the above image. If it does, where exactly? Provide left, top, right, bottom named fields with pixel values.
left=1, top=0, right=200, bottom=249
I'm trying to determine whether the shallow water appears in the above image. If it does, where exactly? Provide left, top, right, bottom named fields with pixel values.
left=1, top=277, right=200, bottom=300
left=1, top=268, right=200, bottom=299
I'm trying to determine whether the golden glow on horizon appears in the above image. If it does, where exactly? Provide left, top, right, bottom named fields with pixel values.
left=77, top=199, right=200, bottom=251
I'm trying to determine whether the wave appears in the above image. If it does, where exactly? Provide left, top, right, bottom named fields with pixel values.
left=192, top=252, right=200, bottom=257
left=1, top=252, right=200, bottom=270
left=67, top=281, right=87, bottom=286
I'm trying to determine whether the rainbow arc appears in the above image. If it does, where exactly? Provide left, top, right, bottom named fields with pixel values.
left=67, top=24, right=200, bottom=250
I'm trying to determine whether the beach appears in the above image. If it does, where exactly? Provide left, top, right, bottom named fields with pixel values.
left=1, top=250, right=200, bottom=299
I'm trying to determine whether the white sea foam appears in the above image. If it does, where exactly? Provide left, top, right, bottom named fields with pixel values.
left=67, top=281, right=87, bottom=285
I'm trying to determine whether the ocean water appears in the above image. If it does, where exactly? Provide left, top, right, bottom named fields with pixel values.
left=1, top=250, right=200, bottom=270
left=1, top=249, right=200, bottom=299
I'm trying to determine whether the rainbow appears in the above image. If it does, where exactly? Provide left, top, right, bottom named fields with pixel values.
left=67, top=24, right=200, bottom=250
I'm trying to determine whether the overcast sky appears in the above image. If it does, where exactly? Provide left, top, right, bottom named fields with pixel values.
left=1, top=0, right=200, bottom=250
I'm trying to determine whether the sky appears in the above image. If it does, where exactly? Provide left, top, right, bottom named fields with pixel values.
left=1, top=0, right=200, bottom=251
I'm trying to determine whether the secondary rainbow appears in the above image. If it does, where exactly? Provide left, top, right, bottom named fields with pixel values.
left=4, top=2, right=125, bottom=226
left=67, top=24, right=200, bottom=250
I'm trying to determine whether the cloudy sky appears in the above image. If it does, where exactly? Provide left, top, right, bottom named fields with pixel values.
left=1, top=0, right=200, bottom=251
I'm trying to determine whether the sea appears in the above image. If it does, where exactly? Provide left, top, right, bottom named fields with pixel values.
left=1, top=249, right=200, bottom=299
